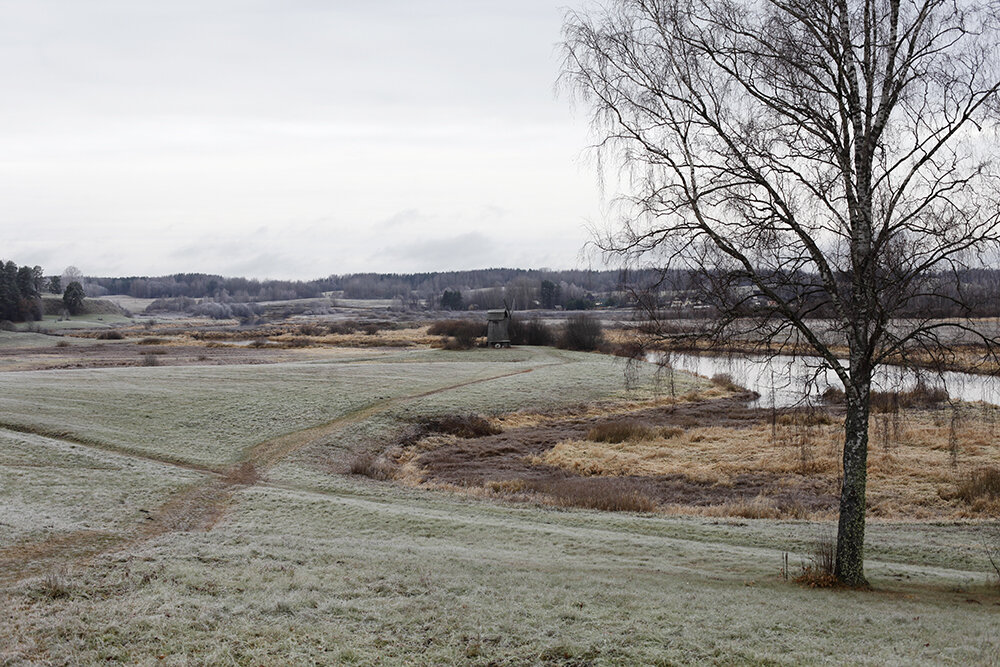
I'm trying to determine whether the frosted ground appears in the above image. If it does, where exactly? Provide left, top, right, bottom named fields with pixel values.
left=1, top=346, right=997, bottom=665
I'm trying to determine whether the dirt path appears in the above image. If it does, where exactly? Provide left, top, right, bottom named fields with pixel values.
left=0, top=358, right=561, bottom=586
left=0, top=423, right=219, bottom=476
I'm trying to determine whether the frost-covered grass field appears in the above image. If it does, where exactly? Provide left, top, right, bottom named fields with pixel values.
left=1, top=346, right=998, bottom=665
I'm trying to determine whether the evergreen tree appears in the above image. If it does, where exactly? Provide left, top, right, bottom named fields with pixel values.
left=63, top=281, right=86, bottom=315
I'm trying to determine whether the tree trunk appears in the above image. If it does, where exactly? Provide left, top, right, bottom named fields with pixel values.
left=835, top=384, right=871, bottom=587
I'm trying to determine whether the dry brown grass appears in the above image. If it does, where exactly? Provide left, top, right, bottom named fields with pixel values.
left=684, top=495, right=795, bottom=520
left=533, top=406, right=1000, bottom=519
left=527, top=478, right=658, bottom=513
left=954, top=467, right=1000, bottom=505
left=587, top=421, right=668, bottom=443
left=349, top=452, right=399, bottom=481
left=491, top=387, right=732, bottom=431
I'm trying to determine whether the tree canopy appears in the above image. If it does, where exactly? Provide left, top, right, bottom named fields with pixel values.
left=563, top=0, right=1000, bottom=586
left=63, top=281, right=86, bottom=316
left=0, top=260, right=44, bottom=322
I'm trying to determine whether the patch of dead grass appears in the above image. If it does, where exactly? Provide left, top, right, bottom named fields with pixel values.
left=491, top=386, right=732, bottom=430
left=531, top=407, right=1000, bottom=519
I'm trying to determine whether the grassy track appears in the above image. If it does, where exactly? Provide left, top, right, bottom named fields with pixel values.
left=1, top=347, right=998, bottom=665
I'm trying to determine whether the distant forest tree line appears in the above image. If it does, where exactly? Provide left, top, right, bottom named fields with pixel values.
left=9, top=264, right=1000, bottom=318
left=83, top=269, right=634, bottom=310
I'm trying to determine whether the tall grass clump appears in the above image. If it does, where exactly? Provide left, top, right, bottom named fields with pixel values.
left=33, top=569, right=73, bottom=600
left=795, top=534, right=839, bottom=588
left=955, top=467, right=1000, bottom=503
left=530, top=478, right=656, bottom=513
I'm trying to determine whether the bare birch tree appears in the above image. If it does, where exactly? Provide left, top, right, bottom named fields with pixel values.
left=562, top=0, right=1000, bottom=586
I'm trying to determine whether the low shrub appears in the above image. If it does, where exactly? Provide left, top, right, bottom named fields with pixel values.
left=557, top=314, right=603, bottom=351
left=871, top=382, right=948, bottom=412
left=586, top=421, right=660, bottom=443
left=710, top=373, right=745, bottom=393
left=95, top=330, right=124, bottom=340
left=428, top=319, right=486, bottom=349
left=296, top=323, right=326, bottom=336
left=327, top=321, right=358, bottom=335
left=348, top=452, right=397, bottom=481
left=140, top=352, right=160, bottom=367
left=509, top=317, right=555, bottom=346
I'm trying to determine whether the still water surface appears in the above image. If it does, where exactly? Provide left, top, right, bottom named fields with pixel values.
left=652, top=351, right=1000, bottom=409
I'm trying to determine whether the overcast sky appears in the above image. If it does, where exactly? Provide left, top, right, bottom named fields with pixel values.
left=0, top=1, right=606, bottom=280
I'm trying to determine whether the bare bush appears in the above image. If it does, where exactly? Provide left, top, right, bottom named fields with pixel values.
left=557, top=314, right=603, bottom=351
left=509, top=317, right=555, bottom=346
left=428, top=319, right=485, bottom=349
left=348, top=452, right=398, bottom=481
left=710, top=373, right=744, bottom=393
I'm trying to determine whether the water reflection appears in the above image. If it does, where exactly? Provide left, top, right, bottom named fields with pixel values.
left=650, top=351, right=1000, bottom=409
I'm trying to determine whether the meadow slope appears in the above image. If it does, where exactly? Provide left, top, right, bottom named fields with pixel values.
left=0, top=346, right=997, bottom=665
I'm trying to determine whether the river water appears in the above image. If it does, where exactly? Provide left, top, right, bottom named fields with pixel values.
left=650, top=351, right=1000, bottom=409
